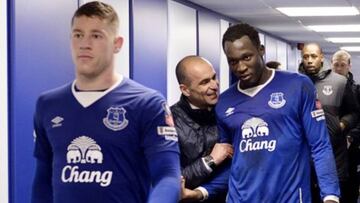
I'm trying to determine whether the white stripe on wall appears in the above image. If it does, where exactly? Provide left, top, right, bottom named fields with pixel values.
left=219, top=19, right=229, bottom=93
left=167, top=0, right=197, bottom=105
left=0, top=0, right=9, bottom=201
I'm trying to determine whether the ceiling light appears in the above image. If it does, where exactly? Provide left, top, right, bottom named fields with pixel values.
left=340, top=46, right=360, bottom=52
left=307, top=25, right=360, bottom=32
left=276, top=7, right=359, bottom=16
left=326, top=37, right=360, bottom=43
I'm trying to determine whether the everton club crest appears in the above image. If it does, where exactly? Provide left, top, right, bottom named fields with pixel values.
left=268, top=92, right=286, bottom=109
left=322, top=85, right=333, bottom=96
left=103, top=106, right=129, bottom=131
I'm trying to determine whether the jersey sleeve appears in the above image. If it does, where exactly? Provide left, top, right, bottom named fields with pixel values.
left=200, top=160, right=230, bottom=200
left=147, top=151, right=181, bottom=203
left=139, top=92, right=181, bottom=202
left=216, top=111, right=232, bottom=144
left=140, top=92, right=179, bottom=155
left=300, top=77, right=340, bottom=198
left=33, top=96, right=53, bottom=162
left=32, top=96, right=53, bottom=203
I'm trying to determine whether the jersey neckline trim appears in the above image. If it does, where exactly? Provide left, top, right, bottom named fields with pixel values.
left=71, top=74, right=124, bottom=108
left=237, top=69, right=275, bottom=97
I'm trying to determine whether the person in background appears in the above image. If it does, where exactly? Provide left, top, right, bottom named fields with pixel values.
left=301, top=43, right=359, bottom=203
left=31, top=2, right=180, bottom=203
left=331, top=49, right=360, bottom=203
left=172, top=55, right=233, bottom=203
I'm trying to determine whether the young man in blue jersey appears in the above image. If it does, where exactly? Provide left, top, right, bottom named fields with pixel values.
left=200, top=23, right=340, bottom=203
left=31, top=2, right=180, bottom=203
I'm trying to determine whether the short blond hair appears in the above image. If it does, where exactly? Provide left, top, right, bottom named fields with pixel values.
left=332, top=50, right=351, bottom=65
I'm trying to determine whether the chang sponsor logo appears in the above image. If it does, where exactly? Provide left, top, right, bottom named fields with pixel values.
left=239, top=117, right=276, bottom=152
left=61, top=136, right=113, bottom=187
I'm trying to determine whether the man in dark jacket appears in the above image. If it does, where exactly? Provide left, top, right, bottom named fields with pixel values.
left=301, top=43, right=359, bottom=203
left=331, top=49, right=360, bottom=203
left=171, top=55, right=233, bottom=203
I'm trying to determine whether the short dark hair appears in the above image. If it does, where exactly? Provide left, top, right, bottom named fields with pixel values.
left=71, top=1, right=119, bottom=33
left=222, top=23, right=261, bottom=49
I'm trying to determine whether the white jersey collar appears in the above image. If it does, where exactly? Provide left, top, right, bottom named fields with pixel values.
left=237, top=69, right=275, bottom=97
left=72, top=74, right=123, bottom=108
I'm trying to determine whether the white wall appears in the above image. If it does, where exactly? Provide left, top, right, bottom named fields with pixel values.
left=0, top=0, right=9, bottom=201
left=276, top=40, right=287, bottom=70
left=351, top=56, right=360, bottom=83
left=167, top=0, right=197, bottom=105
left=264, top=35, right=277, bottom=63
left=219, top=19, right=230, bottom=93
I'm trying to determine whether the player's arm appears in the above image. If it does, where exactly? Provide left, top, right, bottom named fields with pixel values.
left=141, top=94, right=181, bottom=203
left=31, top=98, right=53, bottom=203
left=300, top=77, right=340, bottom=202
left=31, top=159, right=53, bottom=203
left=193, top=160, right=230, bottom=201
left=147, top=151, right=181, bottom=203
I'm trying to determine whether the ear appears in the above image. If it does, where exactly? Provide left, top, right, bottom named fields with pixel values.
left=180, top=84, right=191, bottom=97
left=259, top=44, right=265, bottom=56
left=114, top=36, right=124, bottom=53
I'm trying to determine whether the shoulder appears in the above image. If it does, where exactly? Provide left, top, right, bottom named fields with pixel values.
left=218, top=82, right=238, bottom=101
left=37, top=83, right=72, bottom=105
left=276, top=70, right=311, bottom=84
left=277, top=71, right=315, bottom=92
left=170, top=102, right=183, bottom=117
left=121, top=78, right=166, bottom=109
left=328, top=71, right=347, bottom=85
left=121, top=78, right=165, bottom=101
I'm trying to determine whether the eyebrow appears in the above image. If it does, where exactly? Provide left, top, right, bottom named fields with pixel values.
left=71, top=28, right=105, bottom=34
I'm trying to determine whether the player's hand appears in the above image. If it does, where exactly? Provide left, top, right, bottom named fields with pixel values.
left=180, top=176, right=203, bottom=201
left=210, top=143, right=234, bottom=165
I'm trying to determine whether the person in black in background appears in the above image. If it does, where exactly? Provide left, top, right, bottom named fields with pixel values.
left=331, top=49, right=360, bottom=203
left=301, top=43, right=359, bottom=203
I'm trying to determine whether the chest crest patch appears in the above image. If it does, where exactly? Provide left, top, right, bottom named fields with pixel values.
left=322, top=85, right=333, bottom=96
left=268, top=92, right=286, bottom=109
left=103, top=106, right=129, bottom=131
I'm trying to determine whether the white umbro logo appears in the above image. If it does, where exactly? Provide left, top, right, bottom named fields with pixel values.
left=225, top=107, right=235, bottom=116
left=51, top=116, right=63, bottom=128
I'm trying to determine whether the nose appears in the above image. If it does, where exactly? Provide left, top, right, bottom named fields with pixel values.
left=307, top=57, right=314, bottom=64
left=79, top=36, right=92, bottom=50
left=235, top=61, right=247, bottom=73
left=210, top=79, right=219, bottom=89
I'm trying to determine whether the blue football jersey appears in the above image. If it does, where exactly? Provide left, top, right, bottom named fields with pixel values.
left=33, top=77, right=179, bottom=203
left=215, top=70, right=339, bottom=203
